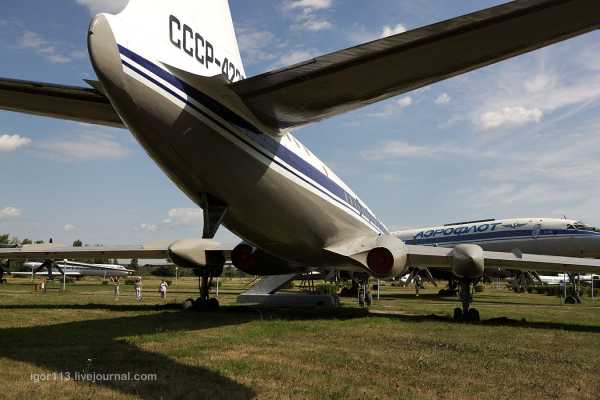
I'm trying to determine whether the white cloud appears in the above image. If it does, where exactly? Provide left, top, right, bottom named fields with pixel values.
left=435, top=93, right=451, bottom=105
left=524, top=73, right=558, bottom=93
left=286, top=0, right=332, bottom=11
left=139, top=223, right=158, bottom=232
left=285, top=0, right=333, bottom=32
left=18, top=31, right=72, bottom=64
left=0, top=134, right=31, bottom=152
left=361, top=141, right=434, bottom=161
left=76, top=0, right=129, bottom=15
left=367, top=96, right=413, bottom=118
left=381, top=24, right=407, bottom=38
left=396, top=96, right=413, bottom=109
left=0, top=207, right=22, bottom=220
left=35, top=134, right=130, bottom=161
left=272, top=49, right=319, bottom=69
left=64, top=224, right=77, bottom=232
left=478, top=106, right=543, bottom=130
left=299, top=18, right=332, bottom=31
left=163, top=208, right=203, bottom=226
left=237, top=28, right=278, bottom=66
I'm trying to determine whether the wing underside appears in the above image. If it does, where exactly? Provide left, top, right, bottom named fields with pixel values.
left=0, top=244, right=168, bottom=261
left=406, top=245, right=600, bottom=274
left=232, top=0, right=600, bottom=130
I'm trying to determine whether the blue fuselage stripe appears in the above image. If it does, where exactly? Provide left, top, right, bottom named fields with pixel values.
left=405, top=229, right=600, bottom=245
left=118, top=46, right=388, bottom=234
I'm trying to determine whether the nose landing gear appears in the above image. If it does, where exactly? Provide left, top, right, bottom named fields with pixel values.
left=453, top=280, right=480, bottom=322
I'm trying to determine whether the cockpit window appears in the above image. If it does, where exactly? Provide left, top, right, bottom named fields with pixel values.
left=567, top=224, right=575, bottom=230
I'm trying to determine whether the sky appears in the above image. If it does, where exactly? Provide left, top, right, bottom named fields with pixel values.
left=1, top=0, right=599, bottom=247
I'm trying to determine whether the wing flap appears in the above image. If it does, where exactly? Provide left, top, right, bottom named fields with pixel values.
left=232, top=0, right=599, bottom=130
left=0, top=78, right=124, bottom=128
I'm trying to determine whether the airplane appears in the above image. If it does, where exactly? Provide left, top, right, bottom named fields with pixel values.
left=394, top=218, right=600, bottom=258
left=11, top=259, right=134, bottom=279
left=394, top=218, right=600, bottom=295
left=0, top=0, right=599, bottom=322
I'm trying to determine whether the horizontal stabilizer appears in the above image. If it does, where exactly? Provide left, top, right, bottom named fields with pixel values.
left=0, top=77, right=123, bottom=128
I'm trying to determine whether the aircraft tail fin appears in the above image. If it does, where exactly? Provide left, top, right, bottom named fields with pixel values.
left=101, top=0, right=246, bottom=82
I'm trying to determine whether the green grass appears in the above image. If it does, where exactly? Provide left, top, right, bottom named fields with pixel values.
left=1, top=277, right=599, bottom=399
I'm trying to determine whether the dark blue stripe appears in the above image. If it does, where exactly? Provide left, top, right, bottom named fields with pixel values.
left=118, top=46, right=388, bottom=234
left=406, top=229, right=600, bottom=245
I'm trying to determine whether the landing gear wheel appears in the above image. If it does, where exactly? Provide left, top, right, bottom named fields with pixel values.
left=453, top=307, right=463, bottom=321
left=207, top=298, right=220, bottom=310
left=565, top=296, right=577, bottom=304
left=467, top=308, right=480, bottom=322
left=182, top=298, right=195, bottom=311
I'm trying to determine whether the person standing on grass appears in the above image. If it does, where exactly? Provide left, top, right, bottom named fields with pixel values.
left=40, top=278, right=47, bottom=293
left=159, top=280, right=168, bottom=300
left=111, top=276, right=120, bottom=299
left=134, top=277, right=143, bottom=301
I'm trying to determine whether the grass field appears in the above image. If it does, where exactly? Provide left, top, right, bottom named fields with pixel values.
left=0, top=276, right=599, bottom=400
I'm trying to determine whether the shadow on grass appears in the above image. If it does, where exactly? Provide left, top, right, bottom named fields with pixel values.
left=368, top=310, right=600, bottom=333
left=0, top=309, right=259, bottom=399
left=0, top=305, right=376, bottom=399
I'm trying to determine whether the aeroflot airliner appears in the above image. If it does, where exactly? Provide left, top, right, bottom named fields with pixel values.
left=394, top=218, right=600, bottom=258
left=1, top=0, right=599, bottom=320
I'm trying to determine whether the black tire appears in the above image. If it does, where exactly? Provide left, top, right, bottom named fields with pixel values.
left=182, top=298, right=195, bottom=311
left=207, top=298, right=220, bottom=310
left=453, top=308, right=463, bottom=321
left=467, top=308, right=480, bottom=322
left=565, top=296, right=576, bottom=304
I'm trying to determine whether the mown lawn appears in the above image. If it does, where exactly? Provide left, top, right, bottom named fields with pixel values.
left=0, top=277, right=599, bottom=399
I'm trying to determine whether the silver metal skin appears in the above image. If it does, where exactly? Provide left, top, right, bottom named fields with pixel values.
left=88, top=15, right=375, bottom=273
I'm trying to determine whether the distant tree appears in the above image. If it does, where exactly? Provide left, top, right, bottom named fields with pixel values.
left=151, top=265, right=177, bottom=277
left=72, top=240, right=83, bottom=247
left=0, top=234, right=9, bottom=245
left=34, top=240, right=45, bottom=244
left=129, top=258, right=139, bottom=270
left=21, top=239, right=33, bottom=245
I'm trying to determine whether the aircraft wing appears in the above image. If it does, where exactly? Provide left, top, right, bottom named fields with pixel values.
left=232, top=0, right=599, bottom=130
left=0, top=78, right=124, bottom=128
left=0, top=244, right=169, bottom=261
left=406, top=245, right=600, bottom=274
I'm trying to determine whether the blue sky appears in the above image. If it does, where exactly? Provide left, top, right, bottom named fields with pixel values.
left=1, top=0, right=599, bottom=246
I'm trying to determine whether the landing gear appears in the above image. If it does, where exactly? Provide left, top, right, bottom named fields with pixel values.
left=564, top=273, right=582, bottom=304
left=453, top=280, right=480, bottom=322
left=186, top=264, right=223, bottom=311
left=181, top=193, right=227, bottom=311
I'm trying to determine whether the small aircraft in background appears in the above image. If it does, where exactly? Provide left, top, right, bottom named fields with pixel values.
left=11, top=259, right=134, bottom=279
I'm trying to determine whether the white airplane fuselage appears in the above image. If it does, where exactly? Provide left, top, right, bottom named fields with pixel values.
left=23, top=260, right=131, bottom=277
left=88, top=11, right=387, bottom=273
left=394, top=218, right=600, bottom=258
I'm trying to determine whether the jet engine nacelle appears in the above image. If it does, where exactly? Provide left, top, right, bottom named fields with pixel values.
left=451, top=244, right=485, bottom=279
left=168, top=239, right=225, bottom=269
left=231, top=243, right=305, bottom=276
left=348, top=235, right=408, bottom=279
